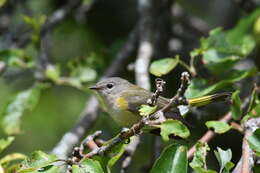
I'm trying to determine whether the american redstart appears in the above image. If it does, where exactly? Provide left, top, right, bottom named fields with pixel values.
left=89, top=77, right=230, bottom=127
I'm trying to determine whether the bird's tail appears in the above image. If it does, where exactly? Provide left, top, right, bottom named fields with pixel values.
left=188, top=92, right=231, bottom=107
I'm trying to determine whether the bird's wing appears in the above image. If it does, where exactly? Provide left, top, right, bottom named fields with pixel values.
left=119, top=87, right=152, bottom=114
left=119, top=86, right=170, bottom=114
left=120, top=86, right=191, bottom=127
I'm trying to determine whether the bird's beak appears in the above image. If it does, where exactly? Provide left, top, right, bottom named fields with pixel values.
left=88, top=85, right=100, bottom=90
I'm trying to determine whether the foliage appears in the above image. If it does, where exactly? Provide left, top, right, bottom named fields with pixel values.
left=158, top=119, right=190, bottom=141
left=247, top=128, right=260, bottom=157
left=0, top=1, right=260, bottom=173
left=205, top=121, right=231, bottom=134
left=150, top=145, right=187, bottom=173
left=139, top=105, right=157, bottom=116
left=149, top=57, right=179, bottom=77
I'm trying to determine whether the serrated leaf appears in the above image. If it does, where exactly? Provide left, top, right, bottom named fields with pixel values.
left=18, top=151, right=58, bottom=172
left=150, top=145, right=187, bottom=173
left=159, top=119, right=190, bottom=141
left=0, top=137, right=15, bottom=153
left=214, top=147, right=233, bottom=173
left=189, top=142, right=217, bottom=173
left=72, top=159, right=104, bottom=173
left=139, top=105, right=157, bottom=116
left=149, top=57, right=179, bottom=77
left=205, top=121, right=231, bottom=134
left=189, top=142, right=210, bottom=169
left=1, top=86, right=42, bottom=135
left=247, top=128, right=260, bottom=157
left=231, top=90, right=242, bottom=120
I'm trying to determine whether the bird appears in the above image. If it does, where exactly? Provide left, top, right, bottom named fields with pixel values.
left=89, top=77, right=231, bottom=127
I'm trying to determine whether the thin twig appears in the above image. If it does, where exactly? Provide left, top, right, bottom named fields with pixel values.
left=230, top=122, right=243, bottom=133
left=147, top=78, right=166, bottom=105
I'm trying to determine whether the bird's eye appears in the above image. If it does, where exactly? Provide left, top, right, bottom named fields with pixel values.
left=106, top=83, right=114, bottom=89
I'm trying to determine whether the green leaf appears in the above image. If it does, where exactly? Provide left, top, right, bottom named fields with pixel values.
left=0, top=137, right=15, bottom=153
left=203, top=49, right=240, bottom=75
left=185, top=68, right=257, bottom=98
left=214, top=147, right=233, bottom=173
left=45, top=65, right=60, bottom=82
left=72, top=159, right=104, bottom=173
left=150, top=145, right=187, bottom=173
left=70, top=66, right=97, bottom=83
left=93, top=138, right=126, bottom=173
left=248, top=104, right=260, bottom=118
left=205, top=121, right=231, bottom=134
left=247, top=128, right=260, bottom=157
left=189, top=142, right=210, bottom=169
left=192, top=167, right=217, bottom=173
left=18, top=151, right=58, bottom=172
left=149, top=57, right=179, bottom=77
left=139, top=105, right=157, bottom=116
left=23, top=15, right=46, bottom=43
left=0, top=0, right=6, bottom=7
left=253, top=164, right=260, bottom=173
left=159, top=119, right=190, bottom=141
left=196, top=9, right=260, bottom=76
left=0, top=153, right=26, bottom=165
left=1, top=86, right=42, bottom=135
left=247, top=87, right=259, bottom=114
left=231, top=90, right=242, bottom=120
left=0, top=49, right=34, bottom=68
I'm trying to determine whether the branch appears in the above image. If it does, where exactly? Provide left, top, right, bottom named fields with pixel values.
left=188, top=91, right=253, bottom=160
left=187, top=112, right=232, bottom=160
left=241, top=129, right=252, bottom=173
left=40, top=0, right=84, bottom=37
left=171, top=4, right=209, bottom=37
left=135, top=0, right=156, bottom=90
left=239, top=117, right=260, bottom=173
left=51, top=25, right=139, bottom=158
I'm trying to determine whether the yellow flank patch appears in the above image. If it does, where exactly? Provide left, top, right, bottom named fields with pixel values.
left=116, top=97, right=128, bottom=110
